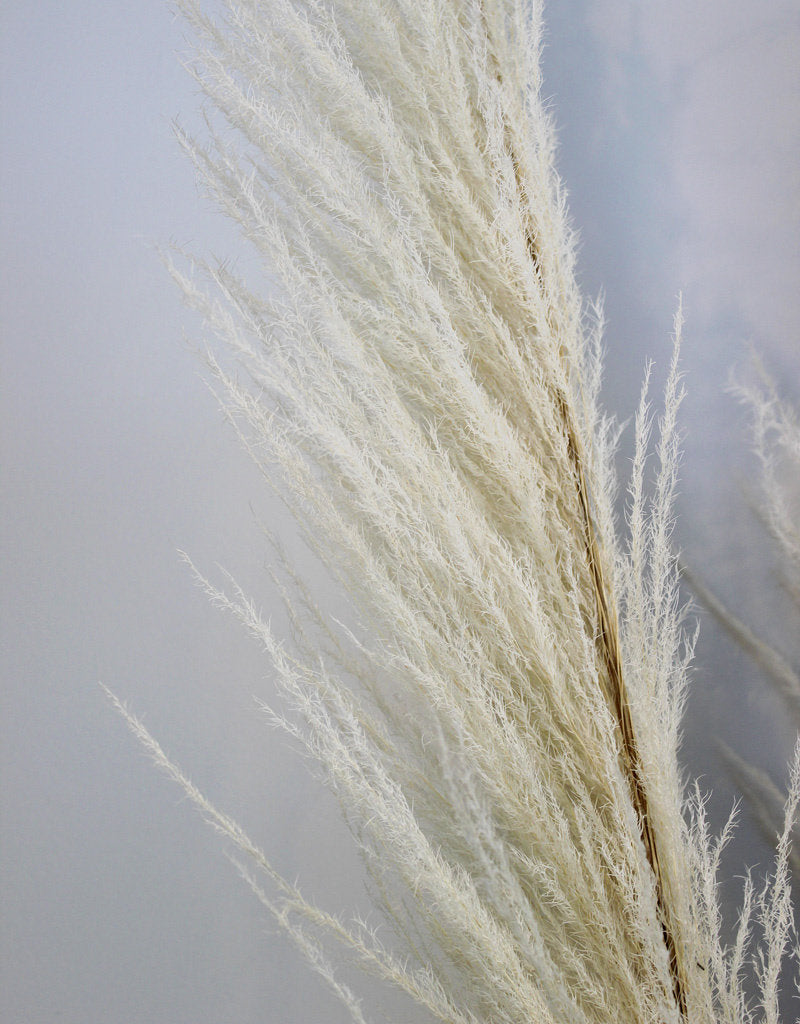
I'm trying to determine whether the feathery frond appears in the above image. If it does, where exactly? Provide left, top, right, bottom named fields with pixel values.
left=109, top=3, right=800, bottom=1021
left=689, top=362, right=800, bottom=904
left=732, top=363, right=800, bottom=603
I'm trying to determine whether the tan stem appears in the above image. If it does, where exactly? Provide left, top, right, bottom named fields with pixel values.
left=556, top=390, right=687, bottom=1021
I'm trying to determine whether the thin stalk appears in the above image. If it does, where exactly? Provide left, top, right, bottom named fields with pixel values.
left=556, top=388, right=688, bottom=1021
left=486, top=7, right=687, bottom=1001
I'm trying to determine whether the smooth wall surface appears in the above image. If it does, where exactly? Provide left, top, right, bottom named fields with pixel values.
left=2, top=2, right=799, bottom=1021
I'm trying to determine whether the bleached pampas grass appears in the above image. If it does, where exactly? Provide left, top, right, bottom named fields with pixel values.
left=734, top=364, right=800, bottom=617
left=689, top=364, right=800, bottom=880
left=109, top=2, right=800, bottom=1021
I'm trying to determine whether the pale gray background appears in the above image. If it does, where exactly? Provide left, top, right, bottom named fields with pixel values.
left=2, top=2, right=799, bottom=1021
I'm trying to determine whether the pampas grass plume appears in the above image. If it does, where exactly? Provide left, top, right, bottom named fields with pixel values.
left=108, top=3, right=800, bottom=1021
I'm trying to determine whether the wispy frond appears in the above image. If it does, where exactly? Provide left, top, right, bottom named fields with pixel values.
left=732, top=360, right=800, bottom=606
left=108, top=3, right=800, bottom=1022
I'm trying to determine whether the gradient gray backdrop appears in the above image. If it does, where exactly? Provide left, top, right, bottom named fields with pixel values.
left=3, top=2, right=799, bottom=1021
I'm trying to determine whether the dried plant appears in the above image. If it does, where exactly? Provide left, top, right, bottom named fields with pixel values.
left=689, top=363, right=800, bottom=878
left=733, top=364, right=800, bottom=612
left=109, top=2, right=800, bottom=1021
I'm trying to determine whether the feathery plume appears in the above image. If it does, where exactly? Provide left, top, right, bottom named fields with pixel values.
left=109, top=3, right=800, bottom=1021
left=689, top=361, right=800, bottom=900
